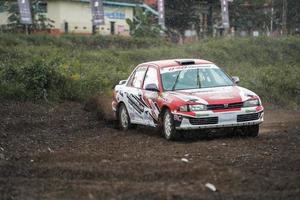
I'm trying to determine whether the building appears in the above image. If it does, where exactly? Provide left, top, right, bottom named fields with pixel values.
left=0, top=0, right=158, bottom=36
left=50, top=0, right=134, bottom=35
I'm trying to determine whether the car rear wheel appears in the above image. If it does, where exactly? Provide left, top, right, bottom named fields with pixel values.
left=162, top=110, right=180, bottom=140
left=246, top=125, right=259, bottom=137
left=118, top=104, right=133, bottom=131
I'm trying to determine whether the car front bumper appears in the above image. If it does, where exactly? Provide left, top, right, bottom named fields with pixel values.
left=172, top=108, right=264, bottom=130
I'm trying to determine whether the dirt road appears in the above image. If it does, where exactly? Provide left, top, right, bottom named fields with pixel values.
left=0, top=101, right=299, bottom=200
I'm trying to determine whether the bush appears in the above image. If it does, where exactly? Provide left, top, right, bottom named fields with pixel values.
left=0, top=34, right=299, bottom=108
left=0, top=34, right=170, bottom=50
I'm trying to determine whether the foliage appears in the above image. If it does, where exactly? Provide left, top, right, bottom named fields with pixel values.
left=1, top=1, right=54, bottom=32
left=286, top=0, right=300, bottom=34
left=0, top=34, right=169, bottom=49
left=165, top=0, right=201, bottom=38
left=230, top=0, right=268, bottom=32
left=230, top=0, right=300, bottom=34
left=126, top=8, right=161, bottom=38
left=164, top=0, right=300, bottom=36
left=0, top=34, right=299, bottom=108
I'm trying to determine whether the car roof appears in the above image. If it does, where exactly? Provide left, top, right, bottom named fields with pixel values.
left=140, top=59, right=214, bottom=68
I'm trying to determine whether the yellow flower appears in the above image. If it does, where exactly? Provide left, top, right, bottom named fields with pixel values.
left=70, top=74, right=80, bottom=81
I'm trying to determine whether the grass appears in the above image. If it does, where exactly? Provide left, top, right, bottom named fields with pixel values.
left=0, top=34, right=299, bottom=109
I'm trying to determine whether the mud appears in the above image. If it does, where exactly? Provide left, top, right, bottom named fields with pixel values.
left=0, top=100, right=299, bottom=200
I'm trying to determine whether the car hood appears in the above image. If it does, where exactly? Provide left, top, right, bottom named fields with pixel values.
left=165, top=86, right=258, bottom=105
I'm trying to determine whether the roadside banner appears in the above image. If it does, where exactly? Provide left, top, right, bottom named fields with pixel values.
left=157, top=0, right=165, bottom=28
left=220, top=0, right=230, bottom=29
left=17, top=0, right=32, bottom=24
left=90, top=0, right=105, bottom=26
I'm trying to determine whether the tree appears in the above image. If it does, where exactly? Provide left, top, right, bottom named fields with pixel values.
left=287, top=0, right=300, bottom=34
left=230, top=0, right=300, bottom=35
left=229, top=0, right=270, bottom=34
left=126, top=8, right=161, bottom=38
left=1, top=1, right=54, bottom=33
left=165, top=0, right=201, bottom=41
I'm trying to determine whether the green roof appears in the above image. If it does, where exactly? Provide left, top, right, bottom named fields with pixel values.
left=79, top=0, right=158, bottom=15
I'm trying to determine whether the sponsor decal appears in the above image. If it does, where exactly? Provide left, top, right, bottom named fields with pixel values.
left=105, top=12, right=125, bottom=20
left=173, top=114, right=182, bottom=121
left=127, top=94, right=144, bottom=114
left=160, top=65, right=217, bottom=74
left=125, top=93, right=157, bottom=123
left=209, top=94, right=234, bottom=100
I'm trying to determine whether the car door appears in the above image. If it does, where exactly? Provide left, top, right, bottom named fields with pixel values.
left=125, top=65, right=148, bottom=125
left=141, top=66, right=161, bottom=126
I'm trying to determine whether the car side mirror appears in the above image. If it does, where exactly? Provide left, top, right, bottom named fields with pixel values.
left=232, top=76, right=240, bottom=84
left=119, top=80, right=127, bottom=85
left=145, top=84, right=160, bottom=92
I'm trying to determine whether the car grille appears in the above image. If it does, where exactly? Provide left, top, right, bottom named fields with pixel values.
left=237, top=112, right=261, bottom=122
left=189, top=117, right=218, bottom=125
left=207, top=102, right=243, bottom=110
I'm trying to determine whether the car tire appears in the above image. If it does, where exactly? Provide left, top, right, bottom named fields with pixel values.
left=246, top=125, right=259, bottom=137
left=118, top=103, right=134, bottom=131
left=162, top=109, right=180, bottom=140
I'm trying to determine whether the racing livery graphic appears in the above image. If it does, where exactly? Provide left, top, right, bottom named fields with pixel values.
left=112, top=59, right=264, bottom=140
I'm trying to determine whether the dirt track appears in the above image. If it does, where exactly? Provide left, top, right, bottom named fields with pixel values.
left=0, top=101, right=300, bottom=200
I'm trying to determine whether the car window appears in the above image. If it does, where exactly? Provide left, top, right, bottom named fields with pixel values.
left=199, top=68, right=233, bottom=88
left=161, top=65, right=233, bottom=91
left=174, top=69, right=198, bottom=90
left=143, top=67, right=159, bottom=90
left=130, top=66, right=147, bottom=88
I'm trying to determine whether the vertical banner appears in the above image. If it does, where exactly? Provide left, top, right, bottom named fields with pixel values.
left=220, top=0, right=229, bottom=29
left=90, top=0, right=105, bottom=26
left=17, top=0, right=32, bottom=24
left=157, top=0, right=165, bottom=28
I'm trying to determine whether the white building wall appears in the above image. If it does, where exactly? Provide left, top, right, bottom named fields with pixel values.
left=56, top=1, right=93, bottom=34
left=47, top=1, right=132, bottom=35
left=47, top=1, right=62, bottom=31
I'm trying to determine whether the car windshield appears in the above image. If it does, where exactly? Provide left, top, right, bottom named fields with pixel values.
left=161, top=65, right=234, bottom=91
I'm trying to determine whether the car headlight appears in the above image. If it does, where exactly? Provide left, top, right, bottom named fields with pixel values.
left=178, top=105, right=188, bottom=112
left=243, top=99, right=260, bottom=107
left=189, top=104, right=207, bottom=111
left=178, top=104, right=207, bottom=112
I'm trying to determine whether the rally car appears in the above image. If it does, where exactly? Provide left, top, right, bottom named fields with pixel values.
left=112, top=59, right=264, bottom=140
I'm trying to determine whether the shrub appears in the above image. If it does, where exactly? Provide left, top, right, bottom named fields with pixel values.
left=0, top=34, right=299, bottom=108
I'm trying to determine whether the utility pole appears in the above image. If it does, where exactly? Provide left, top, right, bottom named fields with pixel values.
left=220, top=0, right=233, bottom=36
left=270, top=0, right=274, bottom=34
left=282, top=0, right=287, bottom=35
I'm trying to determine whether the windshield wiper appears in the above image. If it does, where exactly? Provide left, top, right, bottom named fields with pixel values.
left=171, top=71, right=181, bottom=91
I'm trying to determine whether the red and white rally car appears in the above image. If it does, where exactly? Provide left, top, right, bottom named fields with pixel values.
left=112, top=59, right=264, bottom=140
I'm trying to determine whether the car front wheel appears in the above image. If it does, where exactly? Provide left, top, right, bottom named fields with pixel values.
left=162, top=110, right=180, bottom=140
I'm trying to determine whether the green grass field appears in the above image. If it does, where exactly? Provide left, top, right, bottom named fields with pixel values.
left=0, top=34, right=299, bottom=109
